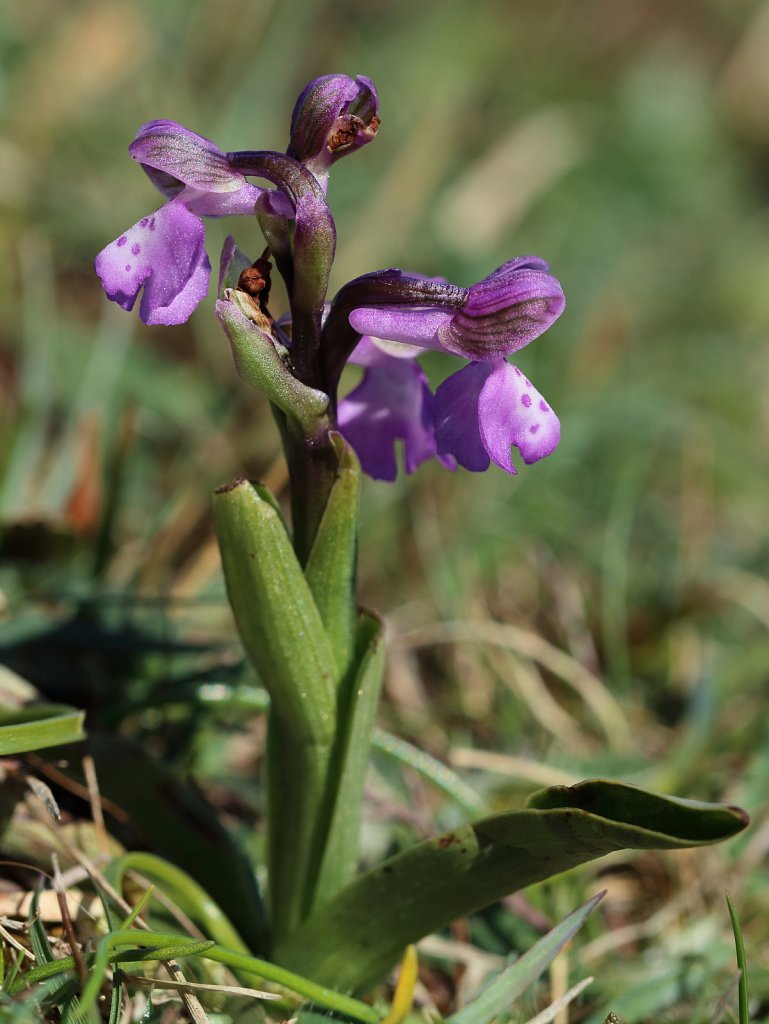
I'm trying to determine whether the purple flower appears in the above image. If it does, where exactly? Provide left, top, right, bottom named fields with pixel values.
left=288, top=75, right=379, bottom=186
left=338, top=259, right=564, bottom=477
left=338, top=338, right=453, bottom=481
left=95, top=121, right=291, bottom=325
left=434, top=360, right=560, bottom=474
left=348, top=257, right=564, bottom=361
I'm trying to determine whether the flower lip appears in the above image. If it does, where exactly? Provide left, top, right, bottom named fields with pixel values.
left=95, top=199, right=211, bottom=326
left=130, top=120, right=246, bottom=193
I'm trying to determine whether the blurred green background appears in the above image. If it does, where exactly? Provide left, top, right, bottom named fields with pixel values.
left=1, top=0, right=769, bottom=1019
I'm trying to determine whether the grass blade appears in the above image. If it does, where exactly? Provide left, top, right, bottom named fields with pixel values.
left=448, top=895, right=602, bottom=1024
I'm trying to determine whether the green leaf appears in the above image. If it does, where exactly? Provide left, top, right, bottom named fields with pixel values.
left=526, top=779, right=749, bottom=840
left=310, top=612, right=385, bottom=912
left=726, top=892, right=749, bottom=1024
left=0, top=704, right=85, bottom=756
left=304, top=433, right=361, bottom=676
left=213, top=478, right=340, bottom=940
left=275, top=780, right=748, bottom=992
left=448, top=893, right=602, bottom=1024
left=217, top=298, right=329, bottom=433
left=213, top=478, right=337, bottom=736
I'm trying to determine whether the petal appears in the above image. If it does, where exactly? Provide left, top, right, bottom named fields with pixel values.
left=348, top=306, right=452, bottom=347
left=130, top=120, right=244, bottom=193
left=288, top=74, right=380, bottom=174
left=435, top=362, right=493, bottom=472
left=338, top=352, right=441, bottom=480
left=347, top=336, right=424, bottom=366
left=477, top=361, right=560, bottom=473
left=94, top=201, right=210, bottom=325
left=439, top=259, right=565, bottom=360
left=184, top=182, right=276, bottom=217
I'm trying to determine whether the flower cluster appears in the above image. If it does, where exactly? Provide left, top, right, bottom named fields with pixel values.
left=96, top=74, right=564, bottom=480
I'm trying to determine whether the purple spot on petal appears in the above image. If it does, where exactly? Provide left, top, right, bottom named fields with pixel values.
left=149, top=217, right=156, bottom=230
left=514, top=367, right=522, bottom=376
left=116, top=236, right=128, bottom=247
left=525, top=378, right=532, bottom=388
left=539, top=400, right=549, bottom=412
left=530, top=424, right=540, bottom=434
left=521, top=393, right=532, bottom=408
left=131, top=243, right=141, bottom=255
left=140, top=217, right=149, bottom=227
left=125, top=264, right=131, bottom=272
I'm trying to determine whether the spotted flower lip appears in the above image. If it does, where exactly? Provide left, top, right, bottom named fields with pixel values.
left=434, top=359, right=560, bottom=473
left=288, top=74, right=379, bottom=181
left=348, top=257, right=565, bottom=361
left=95, top=120, right=292, bottom=326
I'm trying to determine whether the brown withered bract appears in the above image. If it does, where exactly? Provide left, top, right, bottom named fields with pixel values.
left=237, top=256, right=272, bottom=308
left=328, top=114, right=380, bottom=153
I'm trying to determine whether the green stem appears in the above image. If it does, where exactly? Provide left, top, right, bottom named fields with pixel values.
left=285, top=427, right=340, bottom=566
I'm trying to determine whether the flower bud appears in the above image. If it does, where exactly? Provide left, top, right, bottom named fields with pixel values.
left=288, top=75, right=379, bottom=183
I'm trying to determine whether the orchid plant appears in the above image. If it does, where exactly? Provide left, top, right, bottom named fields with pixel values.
left=80, top=74, right=748, bottom=1016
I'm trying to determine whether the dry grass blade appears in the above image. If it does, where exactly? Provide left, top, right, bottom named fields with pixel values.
left=129, top=975, right=281, bottom=999
left=23, top=788, right=211, bottom=1023
left=449, top=748, right=578, bottom=788
left=393, top=621, right=631, bottom=750
left=484, top=646, right=588, bottom=753
left=83, top=754, right=109, bottom=855
left=521, top=975, right=594, bottom=1024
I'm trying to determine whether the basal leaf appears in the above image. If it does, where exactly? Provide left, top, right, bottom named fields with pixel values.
left=275, top=780, right=747, bottom=991
left=0, top=704, right=85, bottom=756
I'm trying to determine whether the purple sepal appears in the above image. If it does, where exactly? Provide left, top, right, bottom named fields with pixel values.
left=435, top=360, right=560, bottom=474
left=347, top=258, right=564, bottom=362
left=288, top=75, right=379, bottom=180
left=130, top=120, right=245, bottom=193
left=439, top=258, right=565, bottom=360
left=95, top=200, right=210, bottom=326
left=338, top=338, right=451, bottom=481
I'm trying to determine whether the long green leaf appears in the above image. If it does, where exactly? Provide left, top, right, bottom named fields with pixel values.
left=213, top=477, right=339, bottom=940
left=275, top=780, right=748, bottom=991
left=104, top=852, right=249, bottom=954
left=304, top=433, right=361, bottom=676
left=0, top=705, right=85, bottom=756
left=726, top=892, right=749, bottom=1024
left=9, top=931, right=378, bottom=1023
left=213, top=478, right=337, bottom=739
left=449, top=893, right=602, bottom=1024
left=310, top=612, right=385, bottom=911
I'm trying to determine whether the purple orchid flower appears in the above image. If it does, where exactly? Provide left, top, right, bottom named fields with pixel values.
left=288, top=74, right=379, bottom=187
left=338, top=337, right=454, bottom=481
left=95, top=121, right=291, bottom=326
left=338, top=258, right=564, bottom=476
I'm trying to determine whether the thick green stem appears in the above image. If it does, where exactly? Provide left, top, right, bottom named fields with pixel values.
left=285, top=427, right=340, bottom=566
